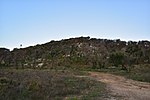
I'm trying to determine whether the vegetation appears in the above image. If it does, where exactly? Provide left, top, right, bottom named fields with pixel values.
left=0, top=37, right=150, bottom=99
left=0, top=69, right=108, bottom=100
left=0, top=37, right=150, bottom=69
left=126, top=64, right=150, bottom=82
left=97, top=64, right=150, bottom=82
left=109, top=52, right=124, bottom=67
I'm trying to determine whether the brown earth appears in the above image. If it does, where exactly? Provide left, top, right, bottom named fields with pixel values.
left=90, top=72, right=150, bottom=100
left=76, top=72, right=150, bottom=100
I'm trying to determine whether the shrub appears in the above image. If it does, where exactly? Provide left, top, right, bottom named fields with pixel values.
left=109, top=52, right=124, bottom=67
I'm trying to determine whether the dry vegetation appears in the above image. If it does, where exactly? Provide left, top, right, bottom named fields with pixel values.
left=97, top=64, right=150, bottom=82
left=0, top=69, right=108, bottom=100
left=0, top=37, right=150, bottom=99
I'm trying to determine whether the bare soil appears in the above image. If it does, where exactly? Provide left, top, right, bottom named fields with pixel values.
left=87, top=72, right=150, bottom=100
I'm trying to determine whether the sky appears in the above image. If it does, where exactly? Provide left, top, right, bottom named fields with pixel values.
left=0, top=0, right=150, bottom=50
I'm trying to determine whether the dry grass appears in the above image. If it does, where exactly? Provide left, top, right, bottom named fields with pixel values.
left=0, top=69, right=107, bottom=100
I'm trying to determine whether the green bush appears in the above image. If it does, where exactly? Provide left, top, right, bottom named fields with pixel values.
left=109, top=52, right=124, bottom=67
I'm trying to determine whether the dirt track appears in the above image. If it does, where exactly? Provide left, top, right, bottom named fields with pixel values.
left=81, top=72, right=150, bottom=100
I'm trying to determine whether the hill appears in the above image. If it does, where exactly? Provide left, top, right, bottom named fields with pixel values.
left=0, top=37, right=150, bottom=70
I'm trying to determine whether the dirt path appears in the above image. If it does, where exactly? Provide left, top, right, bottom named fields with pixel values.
left=77, top=72, right=150, bottom=100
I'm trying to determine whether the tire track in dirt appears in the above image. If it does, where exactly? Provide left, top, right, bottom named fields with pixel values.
left=88, top=72, right=150, bottom=100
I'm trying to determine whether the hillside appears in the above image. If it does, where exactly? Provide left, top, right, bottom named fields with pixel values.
left=0, top=37, right=150, bottom=70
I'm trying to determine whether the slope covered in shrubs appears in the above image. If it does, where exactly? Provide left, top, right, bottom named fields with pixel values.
left=0, top=37, right=150, bottom=70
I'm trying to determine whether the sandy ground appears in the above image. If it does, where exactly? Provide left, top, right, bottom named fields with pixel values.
left=87, top=72, right=150, bottom=100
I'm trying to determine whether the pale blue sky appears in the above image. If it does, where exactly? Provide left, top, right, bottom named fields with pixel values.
left=0, top=0, right=150, bottom=50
